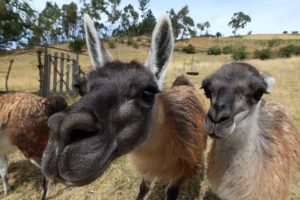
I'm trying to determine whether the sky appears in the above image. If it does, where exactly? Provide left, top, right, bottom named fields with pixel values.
left=30, top=0, right=300, bottom=36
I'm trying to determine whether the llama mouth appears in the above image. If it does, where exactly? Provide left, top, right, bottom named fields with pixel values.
left=56, top=139, right=117, bottom=186
left=204, top=116, right=236, bottom=138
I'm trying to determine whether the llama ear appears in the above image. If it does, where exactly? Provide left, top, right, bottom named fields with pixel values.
left=260, top=71, right=276, bottom=91
left=83, top=14, right=113, bottom=69
left=145, top=13, right=174, bottom=90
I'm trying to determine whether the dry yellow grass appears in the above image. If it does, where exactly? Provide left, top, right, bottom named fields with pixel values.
left=175, top=35, right=300, bottom=53
left=0, top=38, right=299, bottom=199
left=242, top=34, right=300, bottom=40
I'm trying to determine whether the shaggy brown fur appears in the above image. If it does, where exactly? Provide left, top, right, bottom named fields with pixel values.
left=129, top=79, right=207, bottom=190
left=0, top=92, right=67, bottom=196
left=0, top=93, right=67, bottom=161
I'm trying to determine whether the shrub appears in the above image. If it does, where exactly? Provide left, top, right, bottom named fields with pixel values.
left=216, top=32, right=222, bottom=38
left=268, top=39, right=282, bottom=48
left=207, top=46, right=221, bottom=55
left=118, top=37, right=125, bottom=44
left=222, top=45, right=234, bottom=55
left=182, top=44, right=196, bottom=54
left=291, top=31, right=299, bottom=35
left=126, top=37, right=135, bottom=46
left=132, top=42, right=139, bottom=49
left=108, top=39, right=117, bottom=49
left=278, top=45, right=299, bottom=58
left=68, top=36, right=85, bottom=52
left=254, top=49, right=273, bottom=60
left=125, top=37, right=139, bottom=48
left=232, top=47, right=247, bottom=60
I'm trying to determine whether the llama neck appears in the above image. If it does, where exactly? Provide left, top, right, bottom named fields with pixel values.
left=135, top=94, right=167, bottom=151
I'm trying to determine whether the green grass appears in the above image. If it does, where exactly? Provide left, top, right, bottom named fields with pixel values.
left=0, top=39, right=300, bottom=199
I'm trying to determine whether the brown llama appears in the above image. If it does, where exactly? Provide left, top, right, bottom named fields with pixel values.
left=0, top=93, right=67, bottom=199
left=201, top=62, right=300, bottom=200
left=41, top=14, right=207, bottom=200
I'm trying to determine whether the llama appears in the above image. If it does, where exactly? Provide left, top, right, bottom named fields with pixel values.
left=201, top=62, right=300, bottom=200
left=0, top=92, right=67, bottom=199
left=41, top=14, right=207, bottom=200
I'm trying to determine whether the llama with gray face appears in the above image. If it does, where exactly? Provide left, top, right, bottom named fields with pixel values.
left=201, top=62, right=300, bottom=200
left=41, top=14, right=207, bottom=200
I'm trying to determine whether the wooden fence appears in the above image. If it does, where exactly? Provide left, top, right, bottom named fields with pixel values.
left=40, top=46, right=85, bottom=97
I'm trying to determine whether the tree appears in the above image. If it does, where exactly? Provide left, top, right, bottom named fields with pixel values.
left=169, top=5, right=195, bottom=39
left=228, top=12, right=251, bottom=36
left=203, top=21, right=210, bottom=36
left=196, top=23, right=204, bottom=36
left=216, top=32, right=222, bottom=38
left=62, top=2, right=78, bottom=41
left=38, top=1, right=61, bottom=44
left=138, top=9, right=156, bottom=35
left=106, top=0, right=121, bottom=35
left=0, top=0, right=35, bottom=49
left=138, top=0, right=150, bottom=19
left=119, top=4, right=139, bottom=36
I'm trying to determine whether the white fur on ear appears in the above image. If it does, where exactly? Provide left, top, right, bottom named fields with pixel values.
left=83, top=14, right=113, bottom=69
left=145, top=13, right=174, bottom=90
left=260, top=71, right=276, bottom=91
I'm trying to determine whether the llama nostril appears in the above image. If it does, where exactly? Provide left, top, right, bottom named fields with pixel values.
left=208, top=107, right=231, bottom=124
left=56, top=112, right=99, bottom=146
left=208, top=112, right=216, bottom=123
left=67, top=126, right=99, bottom=145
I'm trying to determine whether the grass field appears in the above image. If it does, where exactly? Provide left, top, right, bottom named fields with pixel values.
left=0, top=35, right=300, bottom=199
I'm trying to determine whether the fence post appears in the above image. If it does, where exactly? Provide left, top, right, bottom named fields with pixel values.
left=72, top=54, right=79, bottom=96
left=37, top=49, right=44, bottom=96
left=59, top=52, right=65, bottom=94
left=65, top=54, right=71, bottom=96
left=42, top=47, right=49, bottom=97
left=53, top=52, right=58, bottom=95
left=5, top=59, right=14, bottom=92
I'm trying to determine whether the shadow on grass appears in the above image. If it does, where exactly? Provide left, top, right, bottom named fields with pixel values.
left=143, top=163, right=220, bottom=200
left=8, top=160, right=44, bottom=191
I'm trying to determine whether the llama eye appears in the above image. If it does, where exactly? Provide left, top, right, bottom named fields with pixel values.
left=140, top=87, right=158, bottom=101
left=252, top=88, right=266, bottom=101
left=142, top=90, right=155, bottom=97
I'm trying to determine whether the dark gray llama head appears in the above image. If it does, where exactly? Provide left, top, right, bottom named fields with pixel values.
left=201, top=62, right=275, bottom=138
left=41, top=14, right=174, bottom=186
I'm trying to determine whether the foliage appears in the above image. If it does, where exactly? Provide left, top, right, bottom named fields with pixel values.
left=207, top=46, right=221, bottom=55
left=197, top=21, right=210, bottom=36
left=278, top=45, right=300, bottom=58
left=62, top=2, right=78, bottom=41
left=169, top=5, right=195, bottom=39
left=292, top=31, right=299, bottom=35
left=126, top=37, right=139, bottom=48
left=283, top=31, right=288, bottom=34
left=268, top=39, right=282, bottom=48
left=138, top=9, right=156, bottom=35
left=222, top=45, right=234, bottom=54
left=232, top=46, right=247, bottom=60
left=108, top=38, right=117, bottom=48
left=68, top=36, right=85, bottom=52
left=0, top=0, right=35, bottom=49
left=138, top=0, right=150, bottom=19
left=254, top=49, right=273, bottom=60
left=216, top=32, right=222, bottom=38
left=228, top=11, right=251, bottom=36
left=118, top=4, right=139, bottom=36
left=182, top=44, right=196, bottom=54
left=40, top=2, right=62, bottom=44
